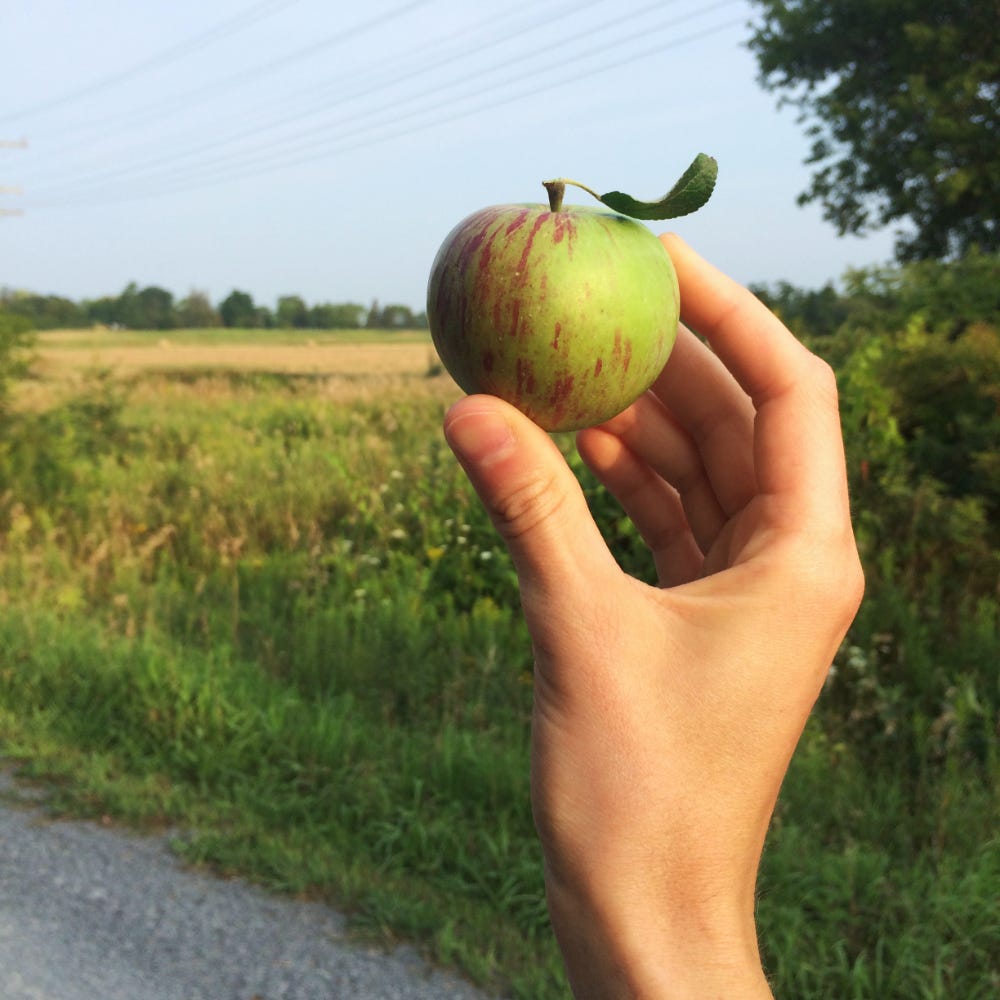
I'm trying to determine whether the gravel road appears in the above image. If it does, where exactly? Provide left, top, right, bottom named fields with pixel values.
left=0, top=769, right=500, bottom=1000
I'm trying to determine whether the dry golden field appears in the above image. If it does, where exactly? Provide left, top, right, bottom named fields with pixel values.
left=33, top=331, right=439, bottom=376
left=19, top=330, right=461, bottom=408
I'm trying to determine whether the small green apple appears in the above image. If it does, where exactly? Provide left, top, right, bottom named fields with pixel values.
left=427, top=155, right=717, bottom=432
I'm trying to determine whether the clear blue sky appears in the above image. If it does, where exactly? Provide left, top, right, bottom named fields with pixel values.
left=0, top=0, right=898, bottom=313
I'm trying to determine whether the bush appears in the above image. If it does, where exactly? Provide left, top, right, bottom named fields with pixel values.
left=0, top=309, right=33, bottom=413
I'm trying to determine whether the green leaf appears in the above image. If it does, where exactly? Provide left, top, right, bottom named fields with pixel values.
left=599, top=153, right=718, bottom=220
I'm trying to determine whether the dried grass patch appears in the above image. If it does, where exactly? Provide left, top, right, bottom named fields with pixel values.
left=17, top=341, right=460, bottom=411
left=34, top=340, right=441, bottom=376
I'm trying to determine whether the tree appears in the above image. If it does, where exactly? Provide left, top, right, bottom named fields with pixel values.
left=366, top=299, right=383, bottom=329
left=114, top=282, right=141, bottom=328
left=748, top=280, right=850, bottom=338
left=0, top=309, right=33, bottom=419
left=84, top=295, right=120, bottom=327
left=842, top=248, right=1000, bottom=336
left=0, top=290, right=85, bottom=330
left=308, top=302, right=365, bottom=329
left=275, top=295, right=308, bottom=329
left=748, top=0, right=999, bottom=260
left=219, top=290, right=258, bottom=328
left=380, top=304, right=416, bottom=329
left=133, top=286, right=175, bottom=330
left=176, top=290, right=221, bottom=329
left=107, top=282, right=174, bottom=329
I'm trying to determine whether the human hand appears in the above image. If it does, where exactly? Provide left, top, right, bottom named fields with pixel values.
left=443, top=234, right=864, bottom=998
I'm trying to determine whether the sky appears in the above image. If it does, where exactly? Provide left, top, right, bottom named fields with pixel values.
left=0, top=0, right=900, bottom=313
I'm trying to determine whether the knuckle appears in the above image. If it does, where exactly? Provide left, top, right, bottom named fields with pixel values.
left=786, top=529, right=866, bottom=626
left=489, top=468, right=569, bottom=542
left=806, top=353, right=841, bottom=406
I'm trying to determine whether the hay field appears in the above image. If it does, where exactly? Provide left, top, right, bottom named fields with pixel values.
left=34, top=331, right=438, bottom=376
left=21, top=331, right=461, bottom=408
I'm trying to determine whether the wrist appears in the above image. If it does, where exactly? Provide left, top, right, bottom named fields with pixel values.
left=545, top=871, right=773, bottom=999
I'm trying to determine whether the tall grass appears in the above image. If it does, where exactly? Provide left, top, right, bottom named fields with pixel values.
left=1, top=367, right=997, bottom=998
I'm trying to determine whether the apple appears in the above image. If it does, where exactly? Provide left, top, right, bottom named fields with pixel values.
left=426, top=156, right=718, bottom=432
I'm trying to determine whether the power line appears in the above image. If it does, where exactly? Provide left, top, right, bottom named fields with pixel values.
left=28, top=2, right=744, bottom=207
left=33, top=0, right=435, bottom=154
left=0, top=0, right=304, bottom=125
left=29, top=13, right=746, bottom=209
left=28, top=0, right=620, bottom=194
left=1, top=139, right=26, bottom=217
left=27, top=0, right=607, bottom=187
left=242, top=16, right=747, bottom=183
left=31, top=14, right=745, bottom=208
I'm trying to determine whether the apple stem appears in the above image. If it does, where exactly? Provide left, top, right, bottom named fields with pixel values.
left=543, top=181, right=565, bottom=213
left=542, top=177, right=605, bottom=212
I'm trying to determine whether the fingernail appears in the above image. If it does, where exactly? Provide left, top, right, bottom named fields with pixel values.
left=445, top=406, right=516, bottom=465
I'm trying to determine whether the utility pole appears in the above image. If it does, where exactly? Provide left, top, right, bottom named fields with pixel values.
left=1, top=138, right=27, bottom=216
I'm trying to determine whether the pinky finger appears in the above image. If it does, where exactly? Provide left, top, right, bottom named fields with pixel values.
left=577, top=426, right=704, bottom=587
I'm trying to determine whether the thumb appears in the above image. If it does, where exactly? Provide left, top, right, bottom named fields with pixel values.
left=443, top=395, right=617, bottom=607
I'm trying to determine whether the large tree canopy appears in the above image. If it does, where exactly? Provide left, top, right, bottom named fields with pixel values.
left=748, top=0, right=999, bottom=260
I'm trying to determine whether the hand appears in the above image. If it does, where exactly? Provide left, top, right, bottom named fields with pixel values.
left=443, top=234, right=864, bottom=998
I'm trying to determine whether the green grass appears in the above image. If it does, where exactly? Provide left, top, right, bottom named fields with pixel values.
left=1, top=368, right=997, bottom=998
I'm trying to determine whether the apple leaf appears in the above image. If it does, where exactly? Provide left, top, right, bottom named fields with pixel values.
left=598, top=153, right=718, bottom=220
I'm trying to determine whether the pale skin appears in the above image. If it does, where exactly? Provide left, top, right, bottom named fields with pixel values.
left=443, top=234, right=865, bottom=998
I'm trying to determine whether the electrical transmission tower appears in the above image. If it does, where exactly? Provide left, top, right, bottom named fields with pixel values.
left=1, top=138, right=27, bottom=216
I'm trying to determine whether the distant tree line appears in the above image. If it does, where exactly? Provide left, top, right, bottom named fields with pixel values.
left=3, top=250, right=998, bottom=341
left=749, top=248, right=999, bottom=341
left=0, top=282, right=428, bottom=332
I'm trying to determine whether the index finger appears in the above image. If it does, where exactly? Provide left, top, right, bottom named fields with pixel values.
left=661, top=234, right=850, bottom=513
left=661, top=234, right=815, bottom=407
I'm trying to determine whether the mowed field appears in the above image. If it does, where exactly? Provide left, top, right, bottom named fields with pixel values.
left=20, top=327, right=461, bottom=410
left=31, top=328, right=448, bottom=381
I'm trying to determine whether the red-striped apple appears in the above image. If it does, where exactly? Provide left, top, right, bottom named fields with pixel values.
left=426, top=156, right=717, bottom=432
